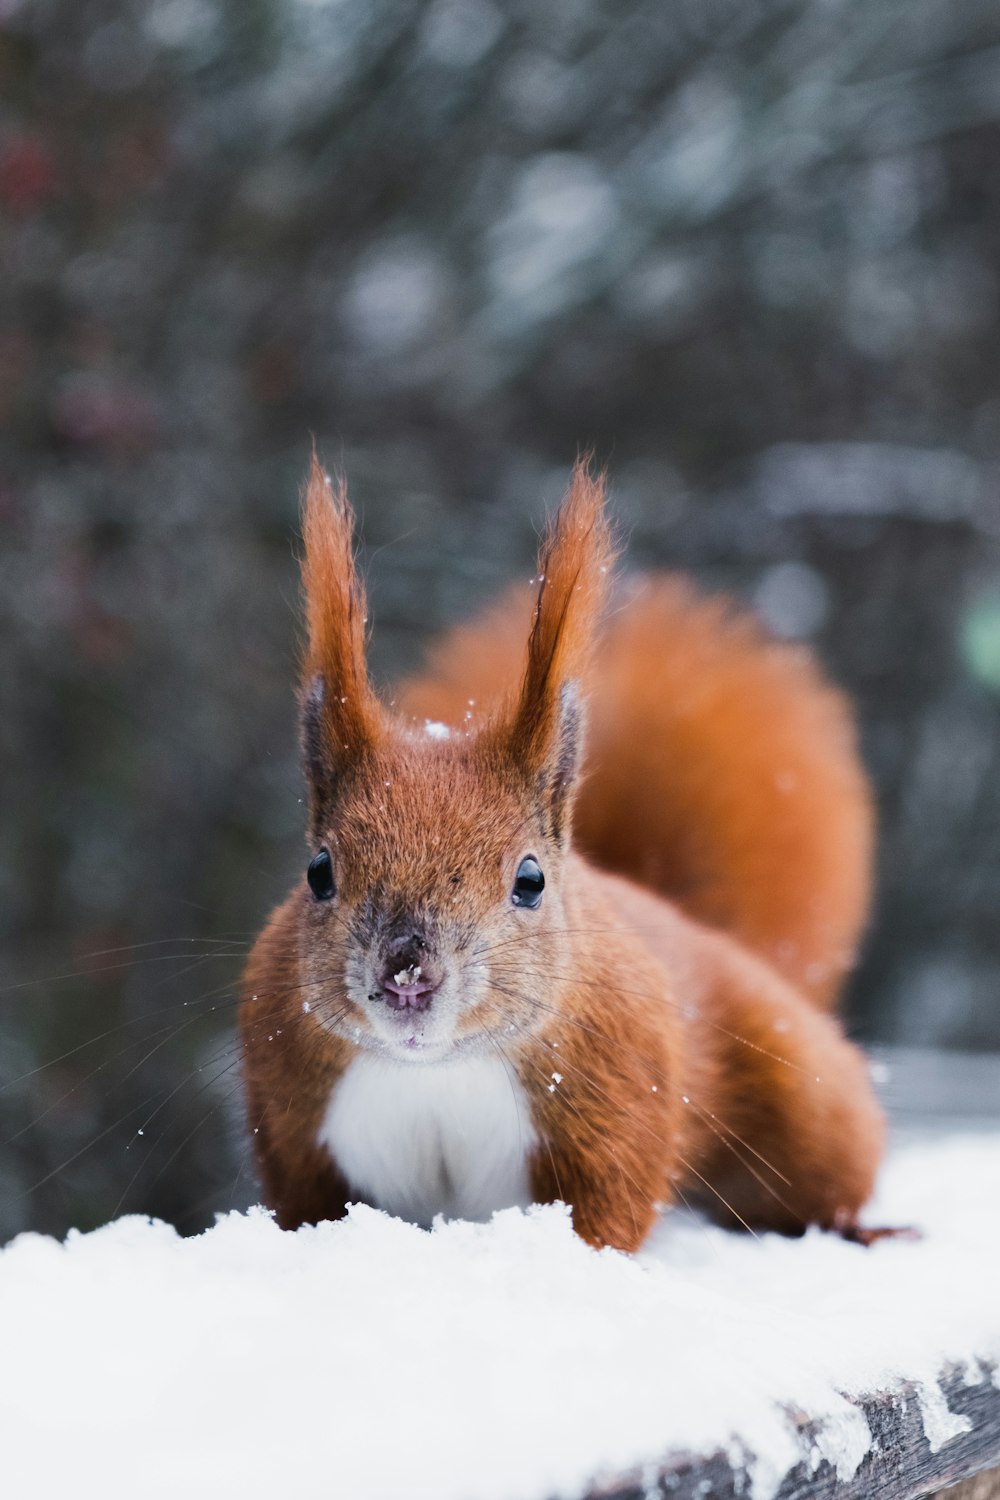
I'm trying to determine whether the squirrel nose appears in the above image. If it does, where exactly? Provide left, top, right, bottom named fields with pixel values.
left=379, top=934, right=439, bottom=1012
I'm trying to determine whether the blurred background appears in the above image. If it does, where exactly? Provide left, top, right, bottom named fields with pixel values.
left=2, top=0, right=1000, bottom=1243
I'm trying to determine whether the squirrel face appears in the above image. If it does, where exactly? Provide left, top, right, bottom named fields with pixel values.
left=292, top=454, right=613, bottom=1065
left=299, top=737, right=571, bottom=1063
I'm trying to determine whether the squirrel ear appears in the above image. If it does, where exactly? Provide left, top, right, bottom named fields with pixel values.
left=503, top=460, right=615, bottom=846
left=298, top=452, right=380, bottom=809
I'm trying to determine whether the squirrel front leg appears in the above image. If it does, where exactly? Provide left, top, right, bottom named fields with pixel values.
left=241, top=903, right=356, bottom=1230
left=244, top=1074, right=353, bottom=1231
left=681, top=938, right=886, bottom=1237
left=518, top=1004, right=688, bottom=1253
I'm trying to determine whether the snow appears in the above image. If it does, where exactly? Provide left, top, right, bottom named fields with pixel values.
left=1, top=1135, right=998, bottom=1500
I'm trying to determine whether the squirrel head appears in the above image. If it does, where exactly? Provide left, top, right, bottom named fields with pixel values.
left=296, top=454, right=615, bottom=1063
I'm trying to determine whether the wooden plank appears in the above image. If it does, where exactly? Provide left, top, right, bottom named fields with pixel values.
left=586, top=1364, right=1000, bottom=1500
left=932, top=1468, right=1000, bottom=1498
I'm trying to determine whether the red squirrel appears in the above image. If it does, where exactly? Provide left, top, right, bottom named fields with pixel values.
left=240, top=456, right=887, bottom=1252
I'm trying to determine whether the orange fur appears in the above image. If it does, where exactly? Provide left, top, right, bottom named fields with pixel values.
left=400, top=579, right=872, bottom=1009
left=240, top=459, right=886, bottom=1253
left=503, top=462, right=615, bottom=767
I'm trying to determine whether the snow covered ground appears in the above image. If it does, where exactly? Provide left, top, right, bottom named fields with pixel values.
left=1, top=1134, right=998, bottom=1500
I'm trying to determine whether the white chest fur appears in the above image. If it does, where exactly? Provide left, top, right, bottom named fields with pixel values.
left=318, top=1054, right=538, bottom=1226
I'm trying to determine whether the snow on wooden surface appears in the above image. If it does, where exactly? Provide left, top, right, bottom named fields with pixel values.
left=1, top=1135, right=998, bottom=1500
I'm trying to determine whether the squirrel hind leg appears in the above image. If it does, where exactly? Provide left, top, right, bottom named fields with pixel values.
left=681, top=941, right=887, bottom=1239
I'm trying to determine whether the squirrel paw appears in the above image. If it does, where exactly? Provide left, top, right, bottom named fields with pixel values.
left=833, top=1211, right=922, bottom=1247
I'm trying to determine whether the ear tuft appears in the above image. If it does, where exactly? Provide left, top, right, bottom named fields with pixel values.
left=505, top=459, right=615, bottom=844
left=299, top=452, right=381, bottom=805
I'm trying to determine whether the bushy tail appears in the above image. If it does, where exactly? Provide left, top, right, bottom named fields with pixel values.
left=398, top=574, right=873, bottom=1010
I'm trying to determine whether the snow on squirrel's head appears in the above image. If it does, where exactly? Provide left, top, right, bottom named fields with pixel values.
left=296, top=453, right=614, bottom=1064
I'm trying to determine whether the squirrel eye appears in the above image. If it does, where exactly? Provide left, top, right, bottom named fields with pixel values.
left=307, top=848, right=336, bottom=901
left=512, top=856, right=544, bottom=909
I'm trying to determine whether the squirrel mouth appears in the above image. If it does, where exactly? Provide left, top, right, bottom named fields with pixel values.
left=382, top=965, right=440, bottom=1012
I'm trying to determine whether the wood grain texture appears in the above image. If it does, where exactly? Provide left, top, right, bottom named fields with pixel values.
left=585, top=1364, right=1000, bottom=1500
left=932, top=1466, right=1000, bottom=1499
